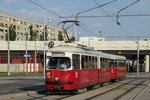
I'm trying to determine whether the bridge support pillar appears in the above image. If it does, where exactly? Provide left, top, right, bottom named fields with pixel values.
left=145, top=55, right=149, bottom=72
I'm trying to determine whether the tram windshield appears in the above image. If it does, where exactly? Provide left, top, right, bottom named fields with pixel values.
left=47, top=57, right=71, bottom=70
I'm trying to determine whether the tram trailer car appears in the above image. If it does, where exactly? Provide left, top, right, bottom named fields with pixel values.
left=46, top=45, right=126, bottom=91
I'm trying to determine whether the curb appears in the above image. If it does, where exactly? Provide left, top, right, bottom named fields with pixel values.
left=0, top=89, right=46, bottom=100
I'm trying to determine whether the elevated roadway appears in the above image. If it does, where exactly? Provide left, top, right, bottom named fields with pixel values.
left=0, top=41, right=149, bottom=72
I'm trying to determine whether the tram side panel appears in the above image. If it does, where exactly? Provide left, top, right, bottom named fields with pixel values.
left=110, top=59, right=117, bottom=80
left=74, top=69, right=99, bottom=89
left=117, top=60, right=126, bottom=79
left=111, top=68, right=117, bottom=79
left=99, top=58, right=111, bottom=83
left=117, top=67, right=126, bottom=78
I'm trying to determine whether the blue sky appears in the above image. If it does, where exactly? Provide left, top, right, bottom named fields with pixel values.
left=0, top=0, right=150, bottom=40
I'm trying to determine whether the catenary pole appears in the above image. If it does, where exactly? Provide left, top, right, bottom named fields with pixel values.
left=8, top=25, right=10, bottom=76
left=35, top=41, right=37, bottom=73
left=137, top=36, right=139, bottom=75
left=25, top=33, right=28, bottom=76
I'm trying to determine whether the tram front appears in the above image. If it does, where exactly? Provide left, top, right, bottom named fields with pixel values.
left=46, top=51, right=75, bottom=91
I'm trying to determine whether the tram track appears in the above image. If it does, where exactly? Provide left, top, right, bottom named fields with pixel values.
left=13, top=79, right=148, bottom=100
left=85, top=79, right=138, bottom=100
left=114, top=80, right=146, bottom=100
left=23, top=79, right=137, bottom=100
left=130, top=81, right=150, bottom=100
left=55, top=79, right=136, bottom=100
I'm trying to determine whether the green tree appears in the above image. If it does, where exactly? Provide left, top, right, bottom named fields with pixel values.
left=70, top=36, right=75, bottom=41
left=58, top=31, right=64, bottom=41
left=9, top=25, right=16, bottom=41
left=29, top=25, right=38, bottom=41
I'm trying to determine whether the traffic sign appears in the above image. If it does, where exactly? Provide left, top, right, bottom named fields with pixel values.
left=126, top=58, right=130, bottom=63
left=24, top=55, right=31, bottom=58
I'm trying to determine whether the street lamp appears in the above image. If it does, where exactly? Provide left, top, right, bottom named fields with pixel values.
left=43, top=18, right=51, bottom=78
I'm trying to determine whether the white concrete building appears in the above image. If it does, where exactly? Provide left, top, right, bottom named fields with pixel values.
left=79, top=37, right=107, bottom=42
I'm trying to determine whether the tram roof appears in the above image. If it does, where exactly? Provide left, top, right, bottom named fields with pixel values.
left=48, top=45, right=126, bottom=60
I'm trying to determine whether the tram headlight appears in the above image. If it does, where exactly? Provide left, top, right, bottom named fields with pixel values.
left=55, top=77, right=59, bottom=81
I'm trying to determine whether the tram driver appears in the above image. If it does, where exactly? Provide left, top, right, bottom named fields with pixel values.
left=60, top=60, right=71, bottom=69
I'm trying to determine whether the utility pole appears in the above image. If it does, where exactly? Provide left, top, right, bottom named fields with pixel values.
left=35, top=41, right=37, bottom=73
left=8, top=25, right=10, bottom=76
left=88, top=34, right=91, bottom=47
left=25, top=33, right=28, bottom=76
left=43, top=17, right=46, bottom=78
left=75, top=27, right=77, bottom=41
left=43, top=17, right=51, bottom=78
left=137, top=36, right=139, bottom=75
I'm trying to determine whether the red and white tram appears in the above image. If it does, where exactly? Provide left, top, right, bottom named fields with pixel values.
left=46, top=45, right=126, bottom=92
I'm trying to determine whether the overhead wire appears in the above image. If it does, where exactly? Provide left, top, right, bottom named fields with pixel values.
left=116, top=0, right=140, bottom=25
left=76, top=0, right=118, bottom=19
left=59, top=14, right=150, bottom=18
left=75, top=0, right=119, bottom=39
left=28, top=0, right=76, bottom=42
left=93, top=0, right=139, bottom=42
left=79, top=25, right=99, bottom=37
left=93, top=0, right=149, bottom=48
left=28, top=0, right=65, bottom=19
left=27, top=0, right=148, bottom=48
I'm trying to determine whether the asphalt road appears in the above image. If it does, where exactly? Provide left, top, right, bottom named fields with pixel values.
left=0, top=77, right=45, bottom=96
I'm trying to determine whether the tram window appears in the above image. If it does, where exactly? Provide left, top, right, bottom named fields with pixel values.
left=89, top=56, right=92, bottom=69
left=110, top=59, right=114, bottom=68
left=91, top=57, right=94, bottom=69
left=72, top=54, right=80, bottom=70
left=81, top=55, right=89, bottom=69
left=47, top=57, right=71, bottom=70
left=100, top=58, right=104, bottom=69
left=85, top=56, right=89, bottom=69
left=81, top=55, right=85, bottom=69
left=118, top=60, right=125, bottom=67
left=100, top=58, right=110, bottom=69
left=104, top=58, right=107, bottom=68
left=114, top=59, right=117, bottom=68
left=94, top=57, right=97, bottom=69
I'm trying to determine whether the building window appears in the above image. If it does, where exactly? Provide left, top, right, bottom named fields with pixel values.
left=13, top=19, right=16, bottom=22
left=17, top=20, right=20, bottom=24
left=34, top=24, right=37, bottom=28
left=5, top=17, right=9, bottom=21
left=5, top=24, right=9, bottom=28
left=20, top=21, right=23, bottom=24
left=17, top=26, right=20, bottom=30
left=0, top=23, right=4, bottom=27
left=20, top=27, right=23, bottom=30
left=24, top=22, right=26, bottom=25
left=0, top=29, right=4, bottom=32
left=1, top=36, right=4, bottom=40
left=17, top=32, right=20, bottom=35
left=24, top=28, right=28, bottom=31
left=0, top=16, right=3, bottom=20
